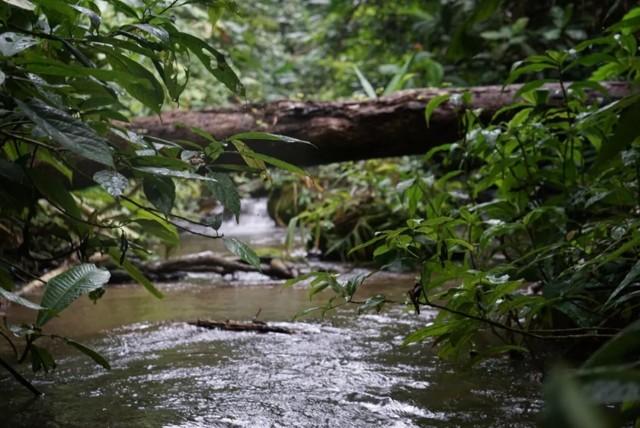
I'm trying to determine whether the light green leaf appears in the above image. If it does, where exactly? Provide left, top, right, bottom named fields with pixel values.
left=0, top=287, right=45, bottom=310
left=223, top=237, right=260, bottom=269
left=353, top=65, right=377, bottom=99
left=2, top=0, right=35, bottom=10
left=246, top=152, right=307, bottom=175
left=36, top=264, right=110, bottom=327
left=425, top=94, right=449, bottom=127
left=229, top=131, right=313, bottom=146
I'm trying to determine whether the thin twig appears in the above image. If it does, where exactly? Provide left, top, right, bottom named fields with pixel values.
left=0, top=355, right=41, bottom=396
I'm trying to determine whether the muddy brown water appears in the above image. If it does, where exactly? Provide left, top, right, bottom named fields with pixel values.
left=0, top=199, right=541, bottom=427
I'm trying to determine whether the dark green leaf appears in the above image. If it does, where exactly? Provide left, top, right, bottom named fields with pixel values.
left=207, top=172, right=240, bottom=221
left=143, top=175, right=175, bottom=215
left=64, top=338, right=110, bottom=369
left=16, top=99, right=114, bottom=167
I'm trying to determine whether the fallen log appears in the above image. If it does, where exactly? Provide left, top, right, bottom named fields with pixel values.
left=188, top=319, right=293, bottom=334
left=144, top=250, right=295, bottom=279
left=132, top=82, right=630, bottom=166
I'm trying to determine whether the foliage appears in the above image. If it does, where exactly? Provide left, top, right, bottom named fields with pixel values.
left=295, top=7, right=640, bottom=426
left=176, top=0, right=632, bottom=105
left=277, top=159, right=424, bottom=261
left=0, top=0, right=306, bottom=394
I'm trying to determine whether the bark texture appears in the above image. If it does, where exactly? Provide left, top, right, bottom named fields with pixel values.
left=131, top=82, right=631, bottom=166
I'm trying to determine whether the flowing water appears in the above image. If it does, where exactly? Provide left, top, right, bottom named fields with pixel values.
left=0, top=199, right=542, bottom=427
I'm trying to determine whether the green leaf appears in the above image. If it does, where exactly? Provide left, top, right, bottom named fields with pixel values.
left=605, top=260, right=640, bottom=306
left=16, top=99, right=114, bottom=167
left=223, top=237, right=260, bottom=268
left=593, top=101, right=640, bottom=171
left=0, top=32, right=38, bottom=57
left=229, top=131, right=313, bottom=146
left=142, top=176, right=175, bottom=215
left=425, top=94, right=449, bottom=127
left=30, top=345, right=56, bottom=373
left=207, top=172, right=240, bottom=221
left=29, top=168, right=85, bottom=231
left=583, top=320, right=640, bottom=369
left=2, top=0, right=35, bottom=10
left=383, top=55, right=413, bottom=96
left=357, top=294, right=385, bottom=314
left=134, top=218, right=179, bottom=246
left=134, top=167, right=217, bottom=182
left=63, top=338, right=110, bottom=369
left=403, top=320, right=465, bottom=345
left=353, top=65, right=377, bottom=99
left=36, top=264, right=111, bottom=327
left=93, top=170, right=128, bottom=197
left=0, top=267, right=13, bottom=290
left=0, top=287, right=45, bottom=310
left=245, top=152, right=307, bottom=175
left=104, top=48, right=165, bottom=113
left=108, top=250, right=163, bottom=299
left=174, top=32, right=244, bottom=95
left=130, top=23, right=169, bottom=44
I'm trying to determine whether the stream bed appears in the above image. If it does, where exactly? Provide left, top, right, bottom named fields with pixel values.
left=0, top=199, right=542, bottom=427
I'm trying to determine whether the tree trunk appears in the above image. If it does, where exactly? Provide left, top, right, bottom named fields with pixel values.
left=131, top=82, right=630, bottom=166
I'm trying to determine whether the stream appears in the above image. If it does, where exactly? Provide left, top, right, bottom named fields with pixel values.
left=0, top=199, right=542, bottom=427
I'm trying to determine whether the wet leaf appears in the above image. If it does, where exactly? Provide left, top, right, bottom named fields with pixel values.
left=93, top=170, right=128, bottom=197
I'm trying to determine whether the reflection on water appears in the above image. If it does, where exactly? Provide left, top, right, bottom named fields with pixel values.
left=0, top=277, right=541, bottom=427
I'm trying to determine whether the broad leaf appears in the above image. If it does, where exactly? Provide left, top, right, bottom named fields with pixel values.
left=207, top=173, right=240, bottom=221
left=16, top=99, right=114, bottom=167
left=36, top=264, right=110, bottom=327
left=143, top=175, right=175, bottom=215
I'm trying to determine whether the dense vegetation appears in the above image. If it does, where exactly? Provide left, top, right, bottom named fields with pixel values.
left=0, top=0, right=305, bottom=394
left=0, top=0, right=639, bottom=426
